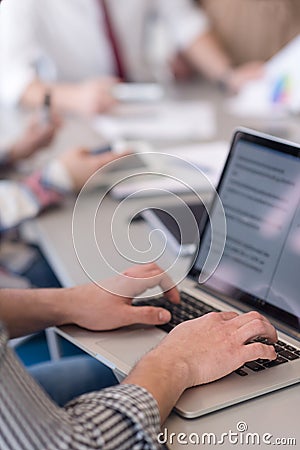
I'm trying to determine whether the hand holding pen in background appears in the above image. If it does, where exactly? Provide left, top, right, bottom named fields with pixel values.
left=8, top=92, right=61, bottom=164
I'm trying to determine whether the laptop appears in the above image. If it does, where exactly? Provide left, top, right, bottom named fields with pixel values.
left=140, top=202, right=206, bottom=256
left=63, top=128, right=300, bottom=419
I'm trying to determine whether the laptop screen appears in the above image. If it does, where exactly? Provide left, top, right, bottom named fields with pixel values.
left=192, top=130, right=300, bottom=331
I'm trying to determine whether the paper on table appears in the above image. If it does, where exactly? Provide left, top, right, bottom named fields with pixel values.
left=228, top=34, right=300, bottom=117
left=112, top=83, right=165, bottom=102
left=111, top=141, right=229, bottom=199
left=160, top=140, right=229, bottom=169
left=93, top=101, right=216, bottom=141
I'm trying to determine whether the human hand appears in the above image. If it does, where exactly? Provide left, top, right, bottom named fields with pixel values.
left=61, top=263, right=180, bottom=330
left=9, top=116, right=60, bottom=163
left=160, top=311, right=277, bottom=389
left=58, top=146, right=130, bottom=192
left=169, top=52, right=194, bottom=80
left=226, top=61, right=265, bottom=93
left=124, top=310, right=277, bottom=423
left=72, top=77, right=119, bottom=116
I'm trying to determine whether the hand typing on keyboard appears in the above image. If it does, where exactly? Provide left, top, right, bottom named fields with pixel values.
left=162, top=311, right=277, bottom=386
left=133, top=292, right=219, bottom=333
left=68, top=263, right=180, bottom=331
left=126, top=310, right=277, bottom=422
left=134, top=293, right=299, bottom=378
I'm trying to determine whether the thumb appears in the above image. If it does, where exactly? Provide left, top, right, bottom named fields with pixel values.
left=127, top=305, right=172, bottom=326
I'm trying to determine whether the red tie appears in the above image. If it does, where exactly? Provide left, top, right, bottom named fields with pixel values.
left=98, top=0, right=126, bottom=80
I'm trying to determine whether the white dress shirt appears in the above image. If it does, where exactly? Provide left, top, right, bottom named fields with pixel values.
left=0, top=0, right=208, bottom=105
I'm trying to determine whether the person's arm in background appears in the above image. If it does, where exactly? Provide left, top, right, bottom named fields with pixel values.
left=22, top=78, right=119, bottom=116
left=0, top=117, right=58, bottom=166
left=158, top=0, right=264, bottom=92
left=185, top=30, right=264, bottom=92
left=0, top=264, right=277, bottom=449
left=0, top=147, right=127, bottom=232
left=0, top=0, right=118, bottom=115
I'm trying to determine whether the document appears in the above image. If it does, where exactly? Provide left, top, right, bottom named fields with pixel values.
left=208, top=140, right=300, bottom=307
left=228, top=34, right=300, bottom=117
left=111, top=141, right=229, bottom=199
left=93, top=101, right=216, bottom=141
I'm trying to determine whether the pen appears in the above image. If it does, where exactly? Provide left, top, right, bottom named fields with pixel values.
left=90, top=144, right=113, bottom=155
left=40, top=91, right=52, bottom=125
left=91, top=140, right=131, bottom=155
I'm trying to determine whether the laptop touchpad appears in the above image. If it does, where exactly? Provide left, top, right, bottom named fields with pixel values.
left=96, top=326, right=165, bottom=367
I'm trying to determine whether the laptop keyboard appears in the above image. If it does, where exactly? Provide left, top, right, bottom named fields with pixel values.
left=133, top=291, right=300, bottom=376
left=237, top=337, right=300, bottom=377
left=134, top=291, right=220, bottom=333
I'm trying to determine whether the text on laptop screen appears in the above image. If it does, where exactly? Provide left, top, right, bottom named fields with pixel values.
left=194, top=136, right=300, bottom=330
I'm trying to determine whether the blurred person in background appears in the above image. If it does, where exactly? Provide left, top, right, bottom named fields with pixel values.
left=194, top=0, right=300, bottom=92
left=0, top=124, right=131, bottom=401
left=0, top=0, right=263, bottom=116
left=0, top=120, right=128, bottom=289
left=0, top=116, right=61, bottom=289
left=0, top=116, right=57, bottom=167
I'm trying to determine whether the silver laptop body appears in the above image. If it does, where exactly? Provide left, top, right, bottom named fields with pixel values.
left=66, top=128, right=300, bottom=419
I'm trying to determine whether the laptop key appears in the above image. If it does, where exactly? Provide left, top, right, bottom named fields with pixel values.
left=142, top=292, right=222, bottom=333
left=263, top=356, right=288, bottom=368
left=284, top=344, right=298, bottom=352
left=279, top=350, right=299, bottom=361
left=171, top=318, right=181, bottom=325
left=295, top=351, right=300, bottom=357
left=202, top=306, right=217, bottom=314
left=235, top=368, right=248, bottom=377
left=256, top=358, right=270, bottom=364
left=254, top=337, right=270, bottom=344
left=245, top=361, right=265, bottom=372
left=158, top=323, right=174, bottom=333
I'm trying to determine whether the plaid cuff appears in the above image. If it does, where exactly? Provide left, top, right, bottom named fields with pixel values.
left=23, top=171, right=64, bottom=210
left=65, top=384, right=162, bottom=449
